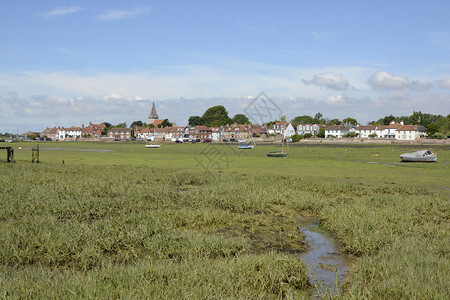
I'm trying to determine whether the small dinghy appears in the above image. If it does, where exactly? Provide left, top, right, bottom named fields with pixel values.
left=238, top=142, right=254, bottom=149
left=400, top=149, right=437, bottom=162
left=145, top=142, right=160, bottom=149
left=266, top=150, right=287, bottom=158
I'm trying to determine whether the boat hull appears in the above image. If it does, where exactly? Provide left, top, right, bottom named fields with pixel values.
left=145, top=145, right=160, bottom=148
left=238, top=145, right=254, bottom=149
left=400, top=155, right=437, bottom=162
left=400, top=149, right=437, bottom=162
left=267, top=151, right=287, bottom=158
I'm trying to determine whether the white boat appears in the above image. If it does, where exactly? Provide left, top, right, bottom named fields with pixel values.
left=238, top=142, right=254, bottom=149
left=237, top=127, right=255, bottom=150
left=145, top=142, right=160, bottom=148
left=400, top=149, right=437, bottom=162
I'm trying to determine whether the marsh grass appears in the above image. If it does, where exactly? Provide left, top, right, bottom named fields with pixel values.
left=1, top=143, right=449, bottom=299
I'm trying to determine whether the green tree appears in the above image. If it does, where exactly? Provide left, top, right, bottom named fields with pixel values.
left=115, top=122, right=127, bottom=128
left=130, top=120, right=144, bottom=128
left=188, top=116, right=204, bottom=126
left=314, top=112, right=324, bottom=123
left=158, top=119, right=173, bottom=128
left=231, top=114, right=250, bottom=124
left=317, top=127, right=325, bottom=138
left=201, top=105, right=231, bottom=126
left=291, top=115, right=315, bottom=127
left=290, top=134, right=303, bottom=142
left=342, top=117, right=358, bottom=125
left=425, top=123, right=439, bottom=136
left=279, top=115, right=287, bottom=122
left=328, top=119, right=341, bottom=125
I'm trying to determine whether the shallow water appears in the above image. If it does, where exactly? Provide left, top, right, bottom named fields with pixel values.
left=298, top=216, right=350, bottom=295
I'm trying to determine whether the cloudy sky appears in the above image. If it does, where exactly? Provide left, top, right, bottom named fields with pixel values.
left=1, top=0, right=450, bottom=132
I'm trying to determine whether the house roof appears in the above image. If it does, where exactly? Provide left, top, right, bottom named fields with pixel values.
left=153, top=119, right=165, bottom=126
left=397, top=125, right=426, bottom=132
left=356, top=125, right=376, bottom=130
left=325, top=124, right=349, bottom=130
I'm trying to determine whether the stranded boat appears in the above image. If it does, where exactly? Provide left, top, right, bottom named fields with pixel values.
left=400, top=149, right=437, bottom=162
left=238, top=142, right=254, bottom=149
left=266, top=150, right=287, bottom=158
left=145, top=142, right=160, bottom=149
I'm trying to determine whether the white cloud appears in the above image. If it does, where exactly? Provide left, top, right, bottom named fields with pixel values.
left=367, top=71, right=410, bottom=90
left=302, top=72, right=351, bottom=90
left=409, top=80, right=433, bottom=92
left=437, top=78, right=450, bottom=89
left=98, top=7, right=151, bottom=21
left=326, top=95, right=345, bottom=104
left=40, top=6, right=82, bottom=18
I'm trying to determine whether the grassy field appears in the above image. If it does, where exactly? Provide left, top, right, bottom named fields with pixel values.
left=1, top=142, right=449, bottom=299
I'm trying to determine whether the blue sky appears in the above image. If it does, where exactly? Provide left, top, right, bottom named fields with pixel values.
left=1, top=0, right=450, bottom=132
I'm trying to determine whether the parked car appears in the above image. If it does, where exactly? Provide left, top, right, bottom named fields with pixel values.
left=230, top=138, right=238, bottom=142
left=203, top=139, right=212, bottom=143
left=175, top=140, right=183, bottom=143
left=222, top=139, right=228, bottom=142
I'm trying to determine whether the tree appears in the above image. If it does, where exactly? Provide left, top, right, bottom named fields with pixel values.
left=103, top=122, right=112, bottom=128
left=158, top=119, right=173, bottom=128
left=279, top=115, right=287, bottom=122
left=328, top=119, right=341, bottom=125
left=314, top=112, right=324, bottom=123
left=231, top=114, right=250, bottom=124
left=342, top=117, right=358, bottom=125
left=317, top=127, right=325, bottom=138
left=290, top=134, right=303, bottom=142
left=115, top=122, right=127, bottom=128
left=291, top=115, right=315, bottom=127
left=201, top=105, right=231, bottom=126
left=130, top=120, right=144, bottom=128
left=188, top=115, right=204, bottom=126
left=425, top=123, right=439, bottom=136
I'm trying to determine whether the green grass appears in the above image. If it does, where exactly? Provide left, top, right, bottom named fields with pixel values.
left=1, top=142, right=449, bottom=299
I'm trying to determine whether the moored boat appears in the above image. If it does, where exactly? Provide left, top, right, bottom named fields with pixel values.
left=238, top=142, right=254, bottom=149
left=145, top=143, right=160, bottom=148
left=400, top=149, right=437, bottom=162
left=266, top=151, right=287, bottom=158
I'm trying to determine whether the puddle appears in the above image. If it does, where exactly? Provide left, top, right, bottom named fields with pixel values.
left=298, top=216, right=350, bottom=296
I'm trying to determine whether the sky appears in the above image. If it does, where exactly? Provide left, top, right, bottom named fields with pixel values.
left=1, top=0, right=450, bottom=133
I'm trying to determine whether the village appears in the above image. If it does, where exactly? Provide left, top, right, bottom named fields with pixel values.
left=17, top=102, right=432, bottom=143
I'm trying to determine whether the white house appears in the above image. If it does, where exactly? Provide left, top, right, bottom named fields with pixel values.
left=57, top=126, right=82, bottom=140
left=211, top=127, right=224, bottom=141
left=355, top=125, right=377, bottom=138
left=297, top=124, right=322, bottom=135
left=273, top=122, right=290, bottom=134
left=284, top=123, right=296, bottom=138
left=395, top=125, right=426, bottom=140
left=375, top=121, right=402, bottom=138
left=325, top=124, right=354, bottom=138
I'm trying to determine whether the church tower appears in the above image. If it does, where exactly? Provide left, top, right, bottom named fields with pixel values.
left=148, top=102, right=159, bottom=125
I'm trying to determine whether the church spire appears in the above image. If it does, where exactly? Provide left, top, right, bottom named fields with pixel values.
left=148, top=102, right=159, bottom=124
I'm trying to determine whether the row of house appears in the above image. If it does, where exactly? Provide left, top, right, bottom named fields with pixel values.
left=33, top=120, right=426, bottom=142
left=323, top=121, right=427, bottom=140
left=135, top=124, right=269, bottom=142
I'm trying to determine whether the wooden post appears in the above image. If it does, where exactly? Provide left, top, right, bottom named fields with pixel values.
left=7, top=147, right=15, bottom=162
left=32, top=144, right=40, bottom=163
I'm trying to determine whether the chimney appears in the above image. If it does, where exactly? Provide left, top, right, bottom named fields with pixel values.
left=82, top=123, right=84, bottom=129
